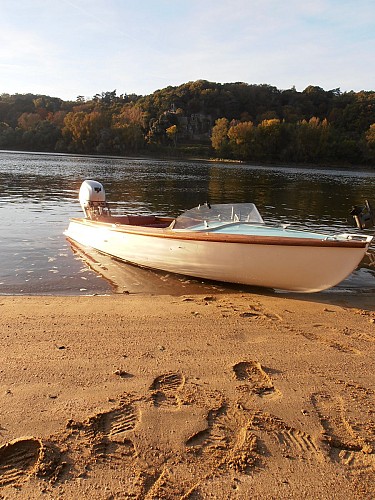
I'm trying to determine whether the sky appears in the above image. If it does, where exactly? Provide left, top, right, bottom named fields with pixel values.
left=0, top=0, right=374, bottom=100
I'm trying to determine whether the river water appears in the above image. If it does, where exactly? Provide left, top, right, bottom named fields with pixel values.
left=0, top=150, right=374, bottom=296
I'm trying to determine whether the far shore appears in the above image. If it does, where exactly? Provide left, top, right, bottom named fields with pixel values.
left=1, top=147, right=374, bottom=171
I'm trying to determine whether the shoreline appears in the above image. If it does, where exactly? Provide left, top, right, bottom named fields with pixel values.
left=0, top=292, right=374, bottom=498
left=1, top=148, right=374, bottom=171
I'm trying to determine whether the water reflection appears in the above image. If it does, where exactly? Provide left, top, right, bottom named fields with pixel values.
left=0, top=151, right=374, bottom=295
left=68, top=240, right=375, bottom=299
left=68, top=240, right=261, bottom=296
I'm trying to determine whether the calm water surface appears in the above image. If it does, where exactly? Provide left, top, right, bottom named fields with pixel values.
left=0, top=150, right=374, bottom=296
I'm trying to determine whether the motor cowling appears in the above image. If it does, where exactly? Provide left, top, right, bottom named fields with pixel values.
left=350, top=200, right=374, bottom=229
left=79, top=180, right=110, bottom=219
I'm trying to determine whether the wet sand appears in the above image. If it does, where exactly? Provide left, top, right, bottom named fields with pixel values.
left=0, top=293, right=374, bottom=499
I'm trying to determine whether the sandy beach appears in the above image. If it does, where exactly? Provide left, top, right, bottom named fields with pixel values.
left=0, top=292, right=374, bottom=499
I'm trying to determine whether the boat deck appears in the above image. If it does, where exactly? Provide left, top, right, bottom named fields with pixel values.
left=182, top=222, right=331, bottom=240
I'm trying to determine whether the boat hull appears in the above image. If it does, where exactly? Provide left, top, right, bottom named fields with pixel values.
left=64, top=218, right=370, bottom=293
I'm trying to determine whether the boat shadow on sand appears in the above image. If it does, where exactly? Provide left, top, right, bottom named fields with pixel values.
left=67, top=240, right=375, bottom=312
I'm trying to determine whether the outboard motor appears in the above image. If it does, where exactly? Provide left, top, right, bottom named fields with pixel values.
left=350, top=200, right=374, bottom=230
left=79, top=180, right=111, bottom=219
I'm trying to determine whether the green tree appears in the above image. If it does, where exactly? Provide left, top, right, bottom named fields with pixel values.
left=17, top=112, right=42, bottom=130
left=294, top=117, right=331, bottom=162
left=227, top=121, right=255, bottom=159
left=365, top=123, right=375, bottom=148
left=112, top=104, right=145, bottom=152
left=166, top=124, right=178, bottom=146
left=62, top=110, right=109, bottom=152
left=256, top=119, right=283, bottom=159
left=211, top=117, right=230, bottom=156
left=365, top=123, right=375, bottom=160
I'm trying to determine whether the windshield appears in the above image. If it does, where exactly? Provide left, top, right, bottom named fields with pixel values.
left=174, top=203, right=264, bottom=229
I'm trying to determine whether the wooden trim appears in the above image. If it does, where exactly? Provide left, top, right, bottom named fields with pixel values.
left=69, top=218, right=370, bottom=249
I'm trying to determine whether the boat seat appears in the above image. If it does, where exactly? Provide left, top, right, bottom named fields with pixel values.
left=127, top=215, right=159, bottom=226
left=145, top=223, right=171, bottom=228
left=100, top=215, right=129, bottom=223
left=95, top=215, right=171, bottom=228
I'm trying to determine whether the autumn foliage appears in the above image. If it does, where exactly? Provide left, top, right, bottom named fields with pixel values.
left=0, top=82, right=374, bottom=165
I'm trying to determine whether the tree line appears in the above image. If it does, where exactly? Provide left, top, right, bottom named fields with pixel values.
left=0, top=81, right=374, bottom=166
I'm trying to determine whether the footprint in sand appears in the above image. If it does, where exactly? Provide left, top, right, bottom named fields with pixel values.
left=311, top=392, right=375, bottom=494
left=186, top=404, right=259, bottom=473
left=82, top=401, right=139, bottom=458
left=143, top=469, right=181, bottom=499
left=0, top=437, right=60, bottom=486
left=90, top=403, right=138, bottom=441
left=64, top=399, right=139, bottom=465
left=249, top=411, right=323, bottom=462
left=311, top=392, right=372, bottom=455
left=297, top=328, right=361, bottom=355
left=150, top=372, right=185, bottom=408
left=233, top=361, right=281, bottom=399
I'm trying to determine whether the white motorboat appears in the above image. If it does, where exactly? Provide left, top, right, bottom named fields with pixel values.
left=64, top=180, right=373, bottom=293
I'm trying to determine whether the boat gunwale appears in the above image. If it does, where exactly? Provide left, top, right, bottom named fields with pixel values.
left=68, top=217, right=372, bottom=249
